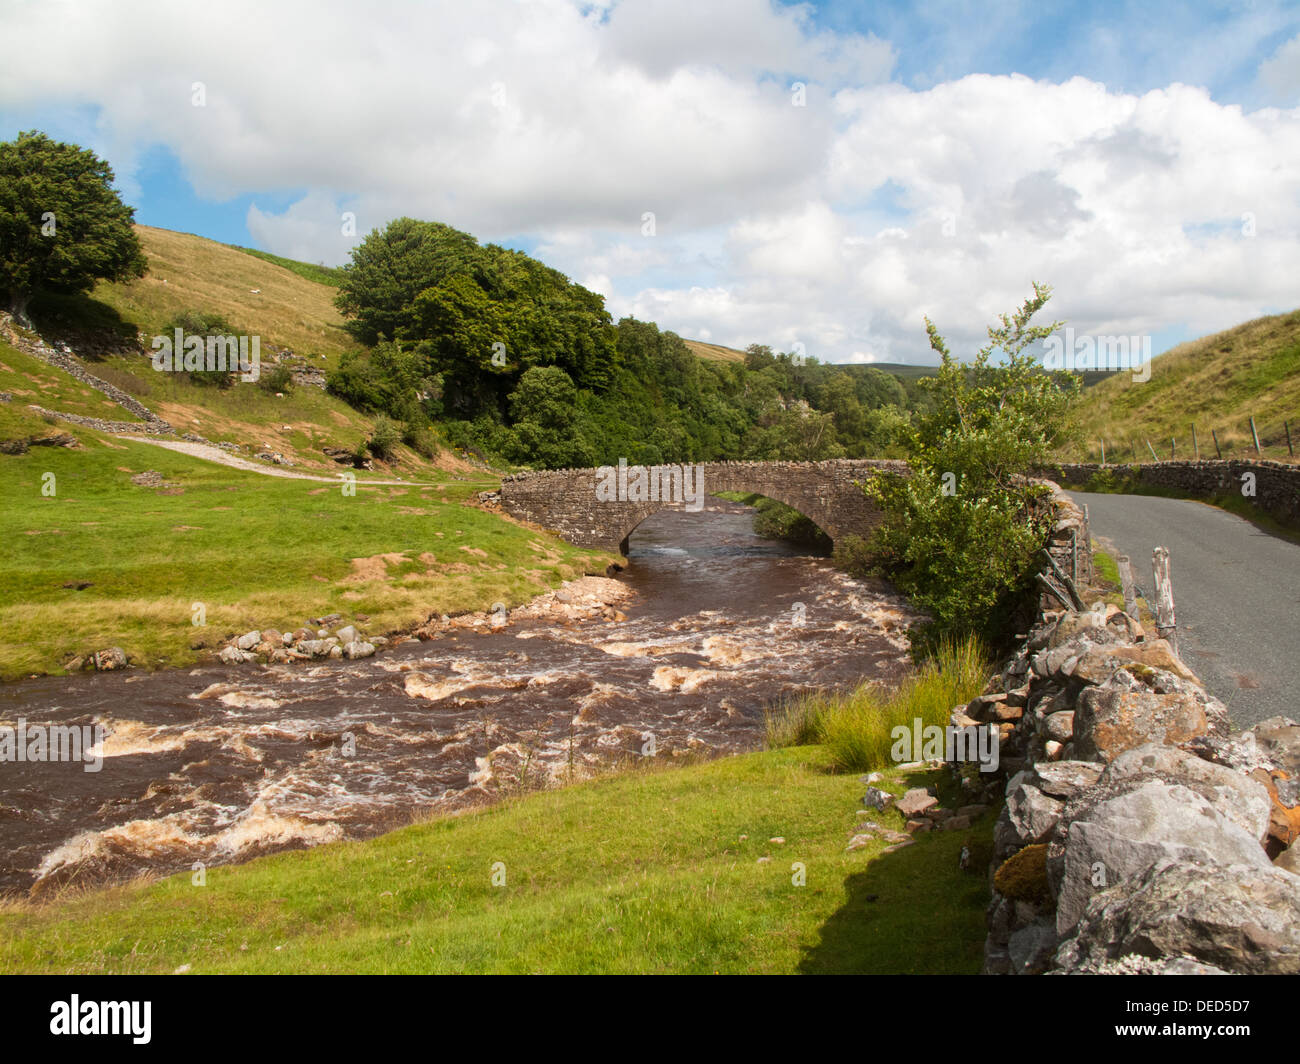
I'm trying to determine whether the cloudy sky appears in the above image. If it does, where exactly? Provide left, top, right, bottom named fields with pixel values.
left=2, top=0, right=1297, bottom=364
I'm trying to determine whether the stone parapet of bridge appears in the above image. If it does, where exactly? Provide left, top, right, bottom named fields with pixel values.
left=498, top=458, right=908, bottom=554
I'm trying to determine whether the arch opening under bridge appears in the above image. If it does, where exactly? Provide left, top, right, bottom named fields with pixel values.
left=496, top=459, right=907, bottom=556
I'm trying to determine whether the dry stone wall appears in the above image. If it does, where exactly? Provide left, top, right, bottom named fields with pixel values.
left=959, top=487, right=1300, bottom=975
left=0, top=313, right=169, bottom=427
left=1044, top=460, right=1300, bottom=527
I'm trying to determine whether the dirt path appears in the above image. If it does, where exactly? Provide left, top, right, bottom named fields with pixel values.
left=118, top=435, right=412, bottom=485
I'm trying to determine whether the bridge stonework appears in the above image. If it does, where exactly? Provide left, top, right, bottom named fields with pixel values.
left=497, top=459, right=908, bottom=554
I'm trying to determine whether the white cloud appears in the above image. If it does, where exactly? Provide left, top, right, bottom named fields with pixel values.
left=0, top=2, right=1297, bottom=362
left=1259, top=33, right=1300, bottom=103
left=246, top=191, right=359, bottom=266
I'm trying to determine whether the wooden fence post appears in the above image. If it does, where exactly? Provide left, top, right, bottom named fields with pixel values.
left=1191, top=424, right=1199, bottom=460
left=1153, top=547, right=1177, bottom=655
left=1286, top=420, right=1294, bottom=458
left=1100, top=438, right=1106, bottom=466
left=1250, top=416, right=1262, bottom=455
left=1211, top=429, right=1222, bottom=459
left=1118, top=555, right=1138, bottom=619
left=1146, top=438, right=1159, bottom=462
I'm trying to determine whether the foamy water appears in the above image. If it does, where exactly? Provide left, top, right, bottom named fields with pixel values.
left=0, top=501, right=922, bottom=895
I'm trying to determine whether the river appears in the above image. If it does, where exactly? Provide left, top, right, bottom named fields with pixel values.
left=0, top=499, right=921, bottom=896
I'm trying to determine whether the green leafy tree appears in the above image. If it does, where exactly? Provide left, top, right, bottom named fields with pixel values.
left=0, top=131, right=145, bottom=323
left=335, top=217, right=479, bottom=344
left=854, top=366, right=908, bottom=410
left=504, top=366, right=596, bottom=468
left=327, top=338, right=436, bottom=421
left=865, top=282, right=1081, bottom=648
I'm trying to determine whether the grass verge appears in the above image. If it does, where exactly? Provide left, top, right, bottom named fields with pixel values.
left=766, top=636, right=988, bottom=770
left=0, top=746, right=992, bottom=974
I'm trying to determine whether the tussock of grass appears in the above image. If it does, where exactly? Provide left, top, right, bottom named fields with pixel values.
left=1092, top=546, right=1121, bottom=591
left=766, top=636, right=989, bottom=771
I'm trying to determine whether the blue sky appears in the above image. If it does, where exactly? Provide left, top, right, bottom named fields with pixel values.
left=1, top=0, right=1297, bottom=363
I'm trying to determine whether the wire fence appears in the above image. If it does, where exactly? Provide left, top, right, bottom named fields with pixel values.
left=1080, top=415, right=1297, bottom=464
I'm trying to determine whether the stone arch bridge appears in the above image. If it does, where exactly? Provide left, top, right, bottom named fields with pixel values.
left=495, top=459, right=908, bottom=555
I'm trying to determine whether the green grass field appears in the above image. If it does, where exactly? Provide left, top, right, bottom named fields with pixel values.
left=225, top=244, right=346, bottom=288
left=0, top=746, right=993, bottom=974
left=0, top=425, right=612, bottom=678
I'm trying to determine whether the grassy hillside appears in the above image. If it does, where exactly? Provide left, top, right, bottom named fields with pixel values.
left=845, top=361, right=938, bottom=380
left=83, top=225, right=354, bottom=360
left=1062, top=309, right=1300, bottom=463
left=224, top=244, right=346, bottom=288
left=14, top=225, right=477, bottom=475
left=0, top=747, right=992, bottom=974
left=682, top=338, right=747, bottom=363
left=681, top=341, right=941, bottom=383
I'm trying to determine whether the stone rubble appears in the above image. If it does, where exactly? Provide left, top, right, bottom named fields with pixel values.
left=207, top=577, right=633, bottom=669
left=967, top=488, right=1300, bottom=975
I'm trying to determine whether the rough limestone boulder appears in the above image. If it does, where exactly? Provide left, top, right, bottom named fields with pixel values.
left=1100, top=743, right=1273, bottom=844
left=1073, top=679, right=1208, bottom=762
left=1050, top=779, right=1274, bottom=934
left=896, top=787, right=938, bottom=818
left=1008, top=919, right=1058, bottom=975
left=1055, top=858, right=1300, bottom=975
left=995, top=781, right=1064, bottom=859
left=91, top=646, right=128, bottom=671
left=1067, top=639, right=1198, bottom=685
left=218, top=645, right=249, bottom=665
left=1028, top=760, right=1103, bottom=800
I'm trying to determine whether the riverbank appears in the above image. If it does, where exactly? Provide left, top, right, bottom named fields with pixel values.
left=0, top=501, right=925, bottom=899
left=0, top=428, right=615, bottom=680
left=0, top=746, right=992, bottom=974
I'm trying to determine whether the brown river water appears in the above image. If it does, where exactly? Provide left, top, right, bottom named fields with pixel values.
left=0, top=500, right=922, bottom=896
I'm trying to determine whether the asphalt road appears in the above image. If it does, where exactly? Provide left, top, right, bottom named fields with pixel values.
left=1071, top=491, right=1300, bottom=730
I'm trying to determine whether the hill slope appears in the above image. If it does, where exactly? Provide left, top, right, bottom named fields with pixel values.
left=1063, top=309, right=1300, bottom=462
left=682, top=338, right=746, bottom=363
left=16, top=226, right=478, bottom=476
left=73, top=224, right=355, bottom=360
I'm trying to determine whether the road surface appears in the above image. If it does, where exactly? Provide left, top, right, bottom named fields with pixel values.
left=1071, top=491, right=1300, bottom=729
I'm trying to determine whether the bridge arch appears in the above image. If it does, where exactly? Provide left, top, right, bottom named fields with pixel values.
left=610, top=484, right=836, bottom=555
left=496, top=459, right=906, bottom=556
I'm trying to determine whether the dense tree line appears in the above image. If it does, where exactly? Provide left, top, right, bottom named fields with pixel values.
left=328, top=218, right=931, bottom=468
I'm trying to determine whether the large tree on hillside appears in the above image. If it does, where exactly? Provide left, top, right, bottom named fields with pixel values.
left=335, top=217, right=480, bottom=344
left=334, top=216, right=617, bottom=421
left=0, top=131, right=146, bottom=324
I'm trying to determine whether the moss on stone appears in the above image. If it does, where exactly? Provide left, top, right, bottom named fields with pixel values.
left=994, top=843, right=1052, bottom=906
